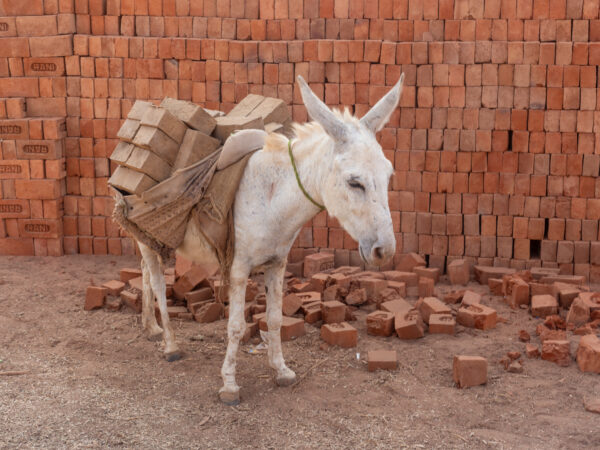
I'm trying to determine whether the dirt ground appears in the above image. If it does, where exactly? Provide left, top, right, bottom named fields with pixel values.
left=1, top=255, right=599, bottom=449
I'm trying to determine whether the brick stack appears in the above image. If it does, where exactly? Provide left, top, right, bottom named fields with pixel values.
left=0, top=1, right=599, bottom=282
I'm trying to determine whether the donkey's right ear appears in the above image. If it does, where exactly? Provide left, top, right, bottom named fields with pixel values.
left=297, top=75, right=348, bottom=142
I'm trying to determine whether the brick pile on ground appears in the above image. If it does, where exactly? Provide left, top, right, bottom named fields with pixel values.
left=109, top=95, right=291, bottom=195
left=476, top=264, right=600, bottom=374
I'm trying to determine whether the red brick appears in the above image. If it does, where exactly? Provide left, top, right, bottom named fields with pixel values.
left=85, top=286, right=107, bottom=310
left=453, top=355, right=487, bottom=388
left=321, top=322, right=357, bottom=347
left=541, top=340, right=571, bottom=367
left=576, top=334, right=600, bottom=373
left=367, top=350, right=397, bottom=372
left=395, top=309, right=425, bottom=339
left=366, top=310, right=395, bottom=336
left=304, top=252, right=334, bottom=277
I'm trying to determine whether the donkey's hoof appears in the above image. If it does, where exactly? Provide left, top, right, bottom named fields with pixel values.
left=164, top=351, right=182, bottom=362
left=275, top=371, right=297, bottom=387
left=219, top=390, right=240, bottom=406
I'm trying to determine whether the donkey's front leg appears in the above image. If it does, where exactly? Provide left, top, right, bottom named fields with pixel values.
left=219, top=271, right=248, bottom=405
left=140, top=257, right=163, bottom=341
left=265, top=262, right=296, bottom=386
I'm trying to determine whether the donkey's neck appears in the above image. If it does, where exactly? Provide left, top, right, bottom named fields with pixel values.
left=236, top=128, right=334, bottom=254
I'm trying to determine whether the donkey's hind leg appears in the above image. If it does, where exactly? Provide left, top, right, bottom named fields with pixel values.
left=140, top=256, right=163, bottom=341
left=138, top=243, right=181, bottom=361
left=264, top=261, right=296, bottom=386
left=219, top=265, right=249, bottom=405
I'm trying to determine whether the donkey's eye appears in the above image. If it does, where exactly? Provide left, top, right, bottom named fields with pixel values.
left=348, top=180, right=365, bottom=191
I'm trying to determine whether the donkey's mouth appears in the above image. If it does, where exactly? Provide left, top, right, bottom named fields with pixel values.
left=358, top=246, right=368, bottom=264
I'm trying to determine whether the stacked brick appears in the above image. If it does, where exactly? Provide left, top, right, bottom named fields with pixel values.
left=1, top=1, right=600, bottom=282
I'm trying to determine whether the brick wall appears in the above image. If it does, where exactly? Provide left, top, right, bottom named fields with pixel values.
left=1, top=0, right=600, bottom=280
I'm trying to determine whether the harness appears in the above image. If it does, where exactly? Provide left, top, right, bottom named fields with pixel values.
left=288, top=140, right=326, bottom=211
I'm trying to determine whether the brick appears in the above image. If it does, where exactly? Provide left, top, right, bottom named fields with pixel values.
left=367, top=350, right=397, bottom=372
left=418, top=276, right=435, bottom=297
left=16, top=16, right=57, bottom=36
left=282, top=293, right=302, bottom=316
left=303, top=252, right=335, bottom=277
left=29, top=35, right=72, bottom=57
left=321, top=322, right=357, bottom=347
left=124, top=146, right=171, bottom=182
left=0, top=119, right=28, bottom=139
left=366, top=311, right=395, bottom=336
left=474, top=265, right=516, bottom=284
left=447, top=258, right=470, bottom=285
left=395, top=309, right=426, bottom=339
left=576, top=334, right=600, bottom=373
left=380, top=298, right=412, bottom=314
left=359, top=277, right=388, bottom=298
left=429, top=313, right=455, bottom=334
left=418, top=296, right=451, bottom=323
left=321, top=300, right=346, bottom=323
left=531, top=294, right=559, bottom=318
left=461, top=290, right=482, bottom=307
left=566, top=296, right=590, bottom=326
left=85, top=286, right=107, bottom=310
left=453, top=355, right=487, bottom=388
left=194, top=302, right=224, bottom=323
left=413, top=266, right=440, bottom=283
left=140, top=105, right=187, bottom=143
left=541, top=340, right=571, bottom=366
left=456, top=304, right=497, bottom=330
left=395, top=252, right=426, bottom=271
left=173, top=264, right=213, bottom=299
left=344, top=287, right=367, bottom=306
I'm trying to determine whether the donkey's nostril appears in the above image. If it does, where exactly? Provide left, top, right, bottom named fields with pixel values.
left=373, top=246, right=384, bottom=260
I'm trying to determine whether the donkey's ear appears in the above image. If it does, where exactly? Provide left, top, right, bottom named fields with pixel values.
left=360, top=73, right=405, bottom=134
left=297, top=75, right=348, bottom=142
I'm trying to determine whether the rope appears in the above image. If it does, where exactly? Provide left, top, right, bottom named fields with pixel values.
left=288, top=140, right=326, bottom=211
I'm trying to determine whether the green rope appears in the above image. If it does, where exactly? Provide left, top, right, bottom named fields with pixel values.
left=288, top=140, right=325, bottom=211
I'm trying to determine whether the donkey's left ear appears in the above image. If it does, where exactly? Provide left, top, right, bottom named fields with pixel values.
left=360, top=73, right=404, bottom=134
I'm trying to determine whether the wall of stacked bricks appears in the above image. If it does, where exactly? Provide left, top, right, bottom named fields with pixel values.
left=1, top=0, right=600, bottom=280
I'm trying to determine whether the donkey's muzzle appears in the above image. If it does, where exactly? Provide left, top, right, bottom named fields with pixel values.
left=367, top=238, right=395, bottom=267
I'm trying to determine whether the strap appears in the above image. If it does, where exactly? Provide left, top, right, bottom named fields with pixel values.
left=288, top=140, right=325, bottom=211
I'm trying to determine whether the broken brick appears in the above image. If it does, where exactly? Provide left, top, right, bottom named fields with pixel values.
left=461, top=290, right=482, bottom=307
left=366, top=311, right=395, bottom=337
left=345, top=287, right=367, bottom=306
left=444, top=291, right=465, bottom=304
left=309, top=273, right=329, bottom=293
left=474, top=266, right=516, bottom=284
left=120, top=289, right=141, bottom=313
left=259, top=316, right=306, bottom=341
left=566, top=297, right=591, bottom=327
left=453, top=355, right=487, bottom=388
left=519, top=330, right=531, bottom=342
left=321, top=322, right=357, bottom=347
left=525, top=344, right=540, bottom=358
left=323, top=284, right=346, bottom=302
left=359, top=277, right=388, bottom=298
left=541, top=340, right=571, bottom=366
left=173, top=264, right=212, bottom=299
left=488, top=278, right=503, bottom=295
left=413, top=266, right=440, bottom=283
left=576, top=334, right=600, bottom=373
left=383, top=271, right=418, bottom=286
left=303, top=303, right=322, bottom=323
left=120, top=267, right=142, bottom=282
left=367, top=350, right=397, bottom=372
left=395, top=252, right=426, bottom=272
left=85, top=286, right=107, bottom=311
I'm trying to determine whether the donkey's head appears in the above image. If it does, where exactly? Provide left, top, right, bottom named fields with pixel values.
left=297, top=74, right=405, bottom=267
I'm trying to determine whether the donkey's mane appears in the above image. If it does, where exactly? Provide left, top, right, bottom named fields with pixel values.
left=262, top=107, right=361, bottom=155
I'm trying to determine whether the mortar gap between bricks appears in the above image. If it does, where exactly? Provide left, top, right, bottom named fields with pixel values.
left=530, top=239, right=541, bottom=259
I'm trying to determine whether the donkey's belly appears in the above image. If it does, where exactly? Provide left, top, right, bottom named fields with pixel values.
left=176, top=219, right=220, bottom=266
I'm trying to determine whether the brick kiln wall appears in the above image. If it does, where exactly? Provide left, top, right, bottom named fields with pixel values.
left=0, top=0, right=600, bottom=280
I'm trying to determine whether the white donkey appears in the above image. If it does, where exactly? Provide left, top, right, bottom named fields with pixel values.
left=137, top=74, right=404, bottom=404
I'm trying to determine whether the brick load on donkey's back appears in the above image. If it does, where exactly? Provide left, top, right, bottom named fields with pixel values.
left=109, top=74, right=405, bottom=404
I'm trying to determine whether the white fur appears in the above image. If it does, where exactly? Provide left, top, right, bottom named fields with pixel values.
left=136, top=75, right=405, bottom=403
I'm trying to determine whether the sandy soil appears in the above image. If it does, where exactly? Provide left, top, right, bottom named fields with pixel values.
left=0, top=255, right=599, bottom=449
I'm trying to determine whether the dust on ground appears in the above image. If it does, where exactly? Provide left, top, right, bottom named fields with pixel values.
left=0, top=255, right=598, bottom=449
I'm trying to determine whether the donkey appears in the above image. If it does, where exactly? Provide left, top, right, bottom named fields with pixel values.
left=136, top=74, right=405, bottom=404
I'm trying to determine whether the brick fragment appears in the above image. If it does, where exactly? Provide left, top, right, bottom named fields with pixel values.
left=366, top=311, right=395, bottom=337
left=345, top=287, right=367, bottom=306
left=173, top=264, right=213, bottom=299
left=541, top=340, right=571, bottom=367
left=461, top=290, right=482, bottom=307
left=102, top=280, right=125, bottom=296
left=303, top=303, right=322, bottom=323
left=566, top=297, right=591, bottom=327
left=474, top=265, right=516, bottom=284
left=213, top=115, right=264, bottom=142
left=453, top=355, right=487, bottom=388
left=525, top=344, right=540, bottom=358
left=321, top=322, right=357, bottom=347
left=418, top=277, right=435, bottom=297
left=383, top=271, right=418, bottom=286
left=531, top=294, right=559, bottom=318
left=367, top=350, right=397, bottom=372
left=85, top=286, right=107, bottom=310
left=576, top=334, right=600, bottom=373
